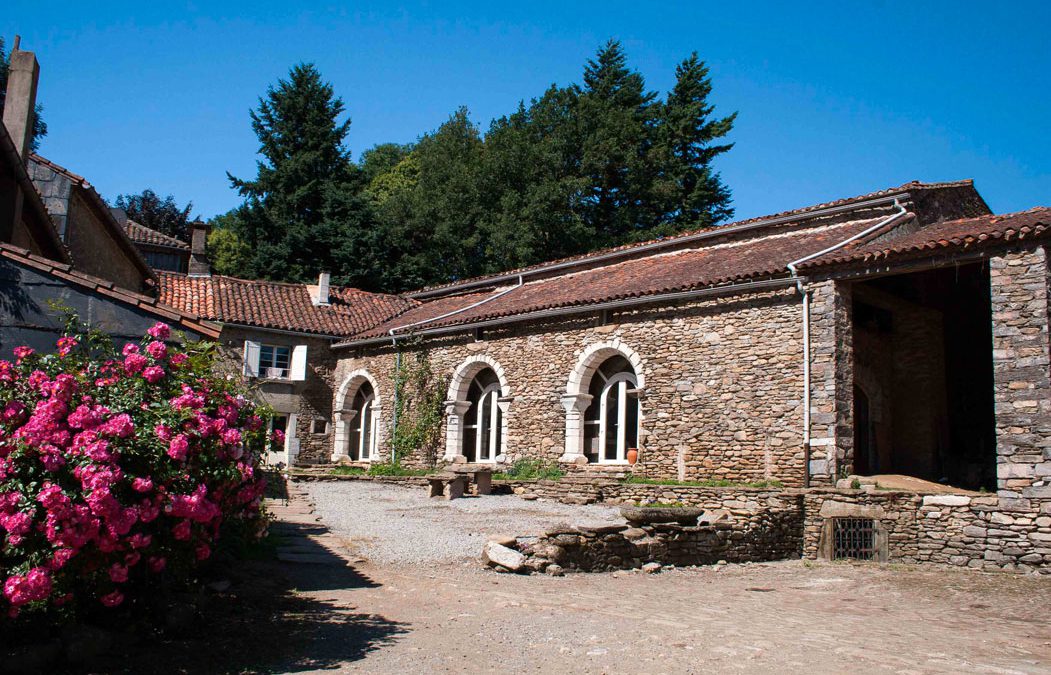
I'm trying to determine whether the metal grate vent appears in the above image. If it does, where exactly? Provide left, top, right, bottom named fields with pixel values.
left=832, top=517, right=876, bottom=560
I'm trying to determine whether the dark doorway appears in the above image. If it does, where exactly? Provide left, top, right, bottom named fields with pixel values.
left=850, top=262, right=996, bottom=491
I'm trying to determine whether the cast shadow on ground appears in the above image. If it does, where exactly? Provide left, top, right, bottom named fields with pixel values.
left=94, top=523, right=406, bottom=674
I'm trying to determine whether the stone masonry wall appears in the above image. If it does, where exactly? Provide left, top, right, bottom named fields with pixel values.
left=805, top=280, right=853, bottom=484
left=333, top=289, right=811, bottom=485
left=217, top=326, right=337, bottom=465
left=802, top=490, right=1051, bottom=573
left=989, top=246, right=1051, bottom=507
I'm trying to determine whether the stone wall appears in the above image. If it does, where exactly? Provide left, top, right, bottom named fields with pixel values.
left=334, top=288, right=811, bottom=485
left=989, top=246, right=1051, bottom=505
left=802, top=489, right=1051, bottom=573
left=217, top=326, right=337, bottom=465
left=805, top=280, right=853, bottom=484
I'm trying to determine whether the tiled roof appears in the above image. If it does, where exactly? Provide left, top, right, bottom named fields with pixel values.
left=0, top=127, right=70, bottom=263
left=800, top=208, right=1051, bottom=269
left=348, top=215, right=896, bottom=340
left=408, top=180, right=978, bottom=299
left=124, top=220, right=189, bottom=250
left=156, top=272, right=418, bottom=337
left=0, top=243, right=220, bottom=338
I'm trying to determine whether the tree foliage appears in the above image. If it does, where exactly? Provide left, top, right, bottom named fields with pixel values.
left=113, top=189, right=196, bottom=242
left=223, top=42, right=735, bottom=292
left=0, top=37, right=47, bottom=152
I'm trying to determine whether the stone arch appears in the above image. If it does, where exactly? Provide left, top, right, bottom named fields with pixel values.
left=561, top=339, right=646, bottom=463
left=443, top=355, right=511, bottom=463
left=331, top=369, right=384, bottom=462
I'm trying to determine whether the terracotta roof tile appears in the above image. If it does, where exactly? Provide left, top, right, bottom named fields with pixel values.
left=124, top=220, right=189, bottom=250
left=156, top=273, right=418, bottom=337
left=409, top=180, right=977, bottom=298
left=800, top=208, right=1051, bottom=269
left=0, top=243, right=220, bottom=338
left=349, top=215, right=893, bottom=340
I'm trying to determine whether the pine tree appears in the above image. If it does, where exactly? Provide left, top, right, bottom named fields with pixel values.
left=650, top=53, right=735, bottom=231
left=227, top=63, right=366, bottom=284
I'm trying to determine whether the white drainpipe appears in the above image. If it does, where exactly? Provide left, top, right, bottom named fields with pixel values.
left=786, top=199, right=908, bottom=485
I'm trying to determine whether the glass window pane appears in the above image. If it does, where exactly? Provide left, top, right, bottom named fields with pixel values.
left=360, top=400, right=373, bottom=459
left=604, top=383, right=620, bottom=461
left=626, top=395, right=639, bottom=450
left=479, top=393, right=492, bottom=460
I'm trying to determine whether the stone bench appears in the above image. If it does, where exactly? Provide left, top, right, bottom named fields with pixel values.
left=428, top=475, right=468, bottom=500
left=452, top=466, right=494, bottom=495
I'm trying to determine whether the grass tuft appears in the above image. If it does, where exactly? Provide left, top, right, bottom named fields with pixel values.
left=493, top=458, right=564, bottom=481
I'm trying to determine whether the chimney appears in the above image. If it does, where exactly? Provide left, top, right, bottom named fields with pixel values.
left=188, top=220, right=211, bottom=277
left=313, top=272, right=331, bottom=306
left=2, top=37, right=40, bottom=160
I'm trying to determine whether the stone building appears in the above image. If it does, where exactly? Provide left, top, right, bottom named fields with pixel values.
left=0, top=41, right=219, bottom=353
left=118, top=214, right=191, bottom=273
left=156, top=265, right=414, bottom=466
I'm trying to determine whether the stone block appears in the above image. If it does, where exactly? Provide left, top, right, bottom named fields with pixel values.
left=922, top=495, right=972, bottom=507
left=482, top=542, right=527, bottom=572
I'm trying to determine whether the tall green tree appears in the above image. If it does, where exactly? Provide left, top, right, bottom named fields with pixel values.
left=227, top=63, right=370, bottom=285
left=649, top=53, right=736, bottom=231
left=113, top=189, right=195, bottom=241
left=0, top=37, right=47, bottom=152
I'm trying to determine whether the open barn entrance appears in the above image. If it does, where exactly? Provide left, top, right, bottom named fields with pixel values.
left=849, top=262, right=996, bottom=491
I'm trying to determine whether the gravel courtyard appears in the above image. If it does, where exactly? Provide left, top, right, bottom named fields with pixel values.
left=305, top=480, right=622, bottom=566
left=267, top=481, right=1051, bottom=674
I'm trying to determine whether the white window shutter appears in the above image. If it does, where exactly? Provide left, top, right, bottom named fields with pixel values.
left=243, top=341, right=261, bottom=377
left=286, top=413, right=300, bottom=463
left=290, top=345, right=308, bottom=381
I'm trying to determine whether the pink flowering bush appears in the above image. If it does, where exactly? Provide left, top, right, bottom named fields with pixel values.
left=0, top=321, right=272, bottom=622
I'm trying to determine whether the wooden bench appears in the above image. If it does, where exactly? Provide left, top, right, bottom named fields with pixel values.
left=452, top=466, right=494, bottom=495
left=428, top=475, right=467, bottom=500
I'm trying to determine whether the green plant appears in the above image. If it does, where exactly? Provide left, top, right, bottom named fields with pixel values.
left=492, top=458, right=564, bottom=481
left=390, top=350, right=445, bottom=464
left=366, top=462, right=434, bottom=477
left=850, top=478, right=861, bottom=489
left=622, top=476, right=783, bottom=488
left=642, top=501, right=686, bottom=508
left=330, top=465, right=366, bottom=476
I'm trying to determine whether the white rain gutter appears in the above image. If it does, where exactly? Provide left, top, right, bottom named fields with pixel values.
left=386, top=274, right=525, bottom=345
left=785, top=198, right=908, bottom=486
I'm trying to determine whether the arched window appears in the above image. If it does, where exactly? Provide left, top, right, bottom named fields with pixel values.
left=583, top=355, right=639, bottom=464
left=462, top=368, right=502, bottom=463
left=347, top=381, right=378, bottom=461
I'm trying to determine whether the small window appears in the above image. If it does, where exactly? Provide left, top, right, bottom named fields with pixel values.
left=832, top=517, right=876, bottom=560
left=259, top=345, right=291, bottom=379
left=311, top=419, right=328, bottom=435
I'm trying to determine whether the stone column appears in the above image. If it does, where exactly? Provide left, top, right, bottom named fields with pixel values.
left=329, top=411, right=356, bottom=462
left=560, top=393, right=593, bottom=463
left=443, top=400, right=472, bottom=462
left=806, top=280, right=854, bottom=483
left=989, top=246, right=1051, bottom=507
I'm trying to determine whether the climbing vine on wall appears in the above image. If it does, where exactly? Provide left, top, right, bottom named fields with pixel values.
left=390, top=350, right=446, bottom=464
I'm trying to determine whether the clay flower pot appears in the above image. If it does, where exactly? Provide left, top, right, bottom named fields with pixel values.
left=626, top=448, right=639, bottom=465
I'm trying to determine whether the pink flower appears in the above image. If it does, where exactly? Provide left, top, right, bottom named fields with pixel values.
left=108, top=563, right=129, bottom=583
left=49, top=547, right=75, bottom=570
left=272, top=429, right=285, bottom=444
left=147, top=322, right=171, bottom=340
left=167, top=435, right=190, bottom=461
left=12, top=346, right=34, bottom=363
left=148, top=556, right=167, bottom=573
left=124, top=353, right=148, bottom=374
left=4, top=567, right=52, bottom=605
left=2, top=401, right=26, bottom=424
left=132, top=477, right=153, bottom=493
left=221, top=428, right=242, bottom=446
left=56, top=336, right=78, bottom=356
left=142, top=366, right=165, bottom=383
left=154, top=424, right=173, bottom=441
left=146, top=341, right=168, bottom=361
left=195, top=542, right=211, bottom=561
left=172, top=519, right=191, bottom=541
left=3, top=511, right=32, bottom=535
left=122, top=343, right=140, bottom=356
left=100, top=590, right=124, bottom=607
left=101, top=413, right=135, bottom=438
left=169, top=353, right=189, bottom=368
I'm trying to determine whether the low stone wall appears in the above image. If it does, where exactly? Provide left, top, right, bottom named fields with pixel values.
left=508, top=501, right=803, bottom=573
left=802, top=490, right=1051, bottom=573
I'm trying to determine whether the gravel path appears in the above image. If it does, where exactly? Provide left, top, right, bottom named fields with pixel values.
left=304, top=481, right=622, bottom=566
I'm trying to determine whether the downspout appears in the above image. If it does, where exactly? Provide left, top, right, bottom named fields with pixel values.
left=786, top=199, right=907, bottom=487
left=385, top=275, right=524, bottom=464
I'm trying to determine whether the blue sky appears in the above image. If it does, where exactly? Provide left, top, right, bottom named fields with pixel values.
left=5, top=1, right=1050, bottom=220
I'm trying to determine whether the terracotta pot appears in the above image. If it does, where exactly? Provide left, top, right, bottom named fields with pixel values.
left=626, top=448, right=639, bottom=465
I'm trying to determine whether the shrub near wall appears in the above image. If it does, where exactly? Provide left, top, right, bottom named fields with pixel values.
left=0, top=322, right=272, bottom=622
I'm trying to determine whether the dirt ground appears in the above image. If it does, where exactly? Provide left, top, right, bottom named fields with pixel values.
left=105, top=484, right=1051, bottom=675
